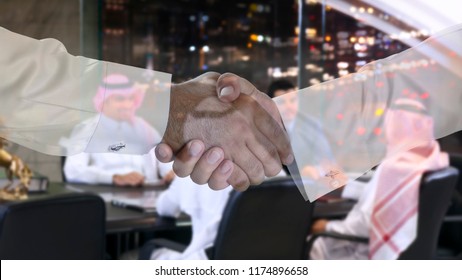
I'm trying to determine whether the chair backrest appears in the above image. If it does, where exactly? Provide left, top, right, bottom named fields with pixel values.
left=449, top=154, right=462, bottom=195
left=211, top=177, right=314, bottom=259
left=439, top=153, right=462, bottom=254
left=398, top=167, right=458, bottom=259
left=0, top=193, right=106, bottom=259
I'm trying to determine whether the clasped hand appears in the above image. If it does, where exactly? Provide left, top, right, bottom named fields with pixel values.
left=155, top=72, right=294, bottom=190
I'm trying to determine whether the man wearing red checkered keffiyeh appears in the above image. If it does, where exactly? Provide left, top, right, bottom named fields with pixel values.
left=368, top=98, right=448, bottom=259
left=310, top=98, right=448, bottom=260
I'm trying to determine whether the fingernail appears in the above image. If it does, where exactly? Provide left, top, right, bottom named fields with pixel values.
left=220, top=161, right=233, bottom=174
left=207, top=150, right=222, bottom=164
left=157, top=147, right=168, bottom=158
left=285, top=154, right=294, bottom=164
left=189, top=141, right=203, bottom=157
left=219, top=86, right=234, bottom=98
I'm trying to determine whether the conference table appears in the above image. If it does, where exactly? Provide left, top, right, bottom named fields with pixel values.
left=32, top=181, right=356, bottom=232
left=29, top=182, right=191, bottom=234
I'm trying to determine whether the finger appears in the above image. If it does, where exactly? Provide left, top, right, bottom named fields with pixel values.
left=216, top=73, right=242, bottom=102
left=246, top=131, right=283, bottom=177
left=216, top=72, right=259, bottom=102
left=172, top=140, right=205, bottom=177
left=218, top=73, right=282, bottom=128
left=208, top=160, right=234, bottom=190
left=231, top=145, right=265, bottom=186
left=226, top=165, right=251, bottom=191
left=190, top=147, right=225, bottom=185
left=155, top=143, right=174, bottom=163
left=254, top=107, right=294, bottom=165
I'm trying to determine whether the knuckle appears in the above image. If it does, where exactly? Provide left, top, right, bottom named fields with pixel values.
left=270, top=122, right=283, bottom=139
left=246, top=162, right=265, bottom=185
left=262, top=148, right=282, bottom=177
left=263, top=145, right=279, bottom=162
left=228, top=171, right=249, bottom=190
left=266, top=164, right=282, bottom=177
left=233, top=121, right=249, bottom=134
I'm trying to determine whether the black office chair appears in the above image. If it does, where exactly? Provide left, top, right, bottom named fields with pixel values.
left=306, top=167, right=458, bottom=260
left=438, top=154, right=462, bottom=258
left=0, top=193, right=106, bottom=259
left=449, top=154, right=462, bottom=195
left=143, top=177, right=314, bottom=259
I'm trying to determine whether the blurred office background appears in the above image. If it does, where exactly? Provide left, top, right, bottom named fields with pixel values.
left=1, top=0, right=461, bottom=260
left=1, top=0, right=461, bottom=181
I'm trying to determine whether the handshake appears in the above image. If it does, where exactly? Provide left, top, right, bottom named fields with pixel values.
left=155, top=72, right=294, bottom=191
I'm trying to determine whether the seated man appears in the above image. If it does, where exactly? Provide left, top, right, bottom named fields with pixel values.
left=64, top=74, right=173, bottom=186
left=139, top=176, right=232, bottom=259
left=267, top=79, right=334, bottom=179
left=64, top=149, right=173, bottom=186
left=309, top=98, right=449, bottom=259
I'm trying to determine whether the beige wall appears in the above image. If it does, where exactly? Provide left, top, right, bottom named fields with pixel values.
left=0, top=0, right=81, bottom=182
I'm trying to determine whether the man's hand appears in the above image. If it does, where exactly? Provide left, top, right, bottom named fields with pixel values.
left=113, top=171, right=145, bottom=187
left=311, top=219, right=328, bottom=234
left=156, top=72, right=293, bottom=190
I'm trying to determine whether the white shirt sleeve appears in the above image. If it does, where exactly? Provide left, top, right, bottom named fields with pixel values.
left=325, top=170, right=381, bottom=238
left=64, top=153, right=114, bottom=184
left=0, top=26, right=171, bottom=156
left=326, top=210, right=370, bottom=237
left=286, top=23, right=462, bottom=202
left=156, top=183, right=182, bottom=218
left=142, top=149, right=173, bottom=183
